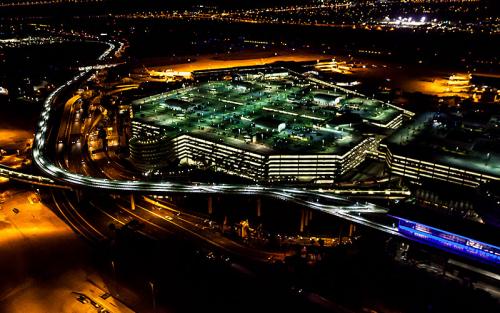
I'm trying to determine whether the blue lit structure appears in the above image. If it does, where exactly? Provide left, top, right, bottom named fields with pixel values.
left=394, top=218, right=500, bottom=265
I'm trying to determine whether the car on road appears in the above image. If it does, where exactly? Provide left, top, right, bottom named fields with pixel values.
left=12, top=208, right=19, bottom=214
left=76, top=295, right=88, bottom=304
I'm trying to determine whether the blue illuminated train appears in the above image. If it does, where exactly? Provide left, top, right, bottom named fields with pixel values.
left=393, top=217, right=500, bottom=265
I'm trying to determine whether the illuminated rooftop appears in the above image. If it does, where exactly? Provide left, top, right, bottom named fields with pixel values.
left=132, top=70, right=401, bottom=155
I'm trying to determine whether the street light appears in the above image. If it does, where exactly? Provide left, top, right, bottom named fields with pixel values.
left=149, top=281, right=156, bottom=312
left=111, top=260, right=116, bottom=278
left=111, top=260, right=119, bottom=297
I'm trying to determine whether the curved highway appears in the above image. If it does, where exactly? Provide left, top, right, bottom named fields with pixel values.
left=31, top=39, right=401, bottom=237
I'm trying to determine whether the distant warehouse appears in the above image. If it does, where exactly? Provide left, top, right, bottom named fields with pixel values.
left=129, top=68, right=408, bottom=182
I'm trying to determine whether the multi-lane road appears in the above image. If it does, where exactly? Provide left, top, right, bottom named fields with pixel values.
left=30, top=39, right=399, bottom=237
left=23, top=37, right=499, bottom=272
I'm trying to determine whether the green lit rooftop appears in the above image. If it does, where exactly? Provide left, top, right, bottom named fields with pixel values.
left=132, top=70, right=401, bottom=155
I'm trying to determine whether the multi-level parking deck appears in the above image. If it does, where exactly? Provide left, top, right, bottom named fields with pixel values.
left=130, top=68, right=405, bottom=182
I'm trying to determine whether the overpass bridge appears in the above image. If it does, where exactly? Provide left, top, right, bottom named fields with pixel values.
left=24, top=39, right=499, bottom=268
left=29, top=42, right=395, bottom=232
left=0, top=164, right=71, bottom=189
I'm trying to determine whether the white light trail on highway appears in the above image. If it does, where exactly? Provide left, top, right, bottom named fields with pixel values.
left=21, top=38, right=416, bottom=239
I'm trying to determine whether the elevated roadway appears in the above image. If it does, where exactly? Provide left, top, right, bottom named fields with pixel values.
left=30, top=40, right=398, bottom=236
left=27, top=39, right=500, bottom=270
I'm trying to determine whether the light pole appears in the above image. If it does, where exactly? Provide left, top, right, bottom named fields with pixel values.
left=111, top=260, right=119, bottom=297
left=149, top=281, right=156, bottom=312
left=111, top=260, right=116, bottom=277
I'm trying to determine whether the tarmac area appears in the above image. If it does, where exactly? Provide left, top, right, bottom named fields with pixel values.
left=0, top=189, right=135, bottom=313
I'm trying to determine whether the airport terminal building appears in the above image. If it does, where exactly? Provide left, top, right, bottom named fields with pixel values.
left=380, top=112, right=500, bottom=188
left=129, top=68, right=406, bottom=182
